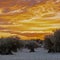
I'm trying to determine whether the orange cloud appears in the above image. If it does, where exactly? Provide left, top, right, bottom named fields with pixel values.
left=0, top=0, right=60, bottom=39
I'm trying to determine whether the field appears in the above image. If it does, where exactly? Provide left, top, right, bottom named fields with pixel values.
left=0, top=48, right=60, bottom=60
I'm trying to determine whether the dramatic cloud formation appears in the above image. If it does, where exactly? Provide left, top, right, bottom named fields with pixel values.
left=0, top=0, right=60, bottom=39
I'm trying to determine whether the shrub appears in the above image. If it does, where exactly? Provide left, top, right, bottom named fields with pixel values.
left=44, top=35, right=53, bottom=49
left=44, top=29, right=60, bottom=53
left=0, top=36, right=24, bottom=55
left=53, top=29, right=60, bottom=52
left=26, top=40, right=39, bottom=52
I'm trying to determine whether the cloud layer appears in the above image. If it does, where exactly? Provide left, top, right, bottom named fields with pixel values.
left=0, top=0, right=60, bottom=39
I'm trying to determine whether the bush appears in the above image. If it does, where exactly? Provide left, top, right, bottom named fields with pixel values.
left=26, top=40, right=39, bottom=52
left=0, top=36, right=24, bottom=55
left=44, top=35, right=53, bottom=49
left=53, top=29, right=60, bottom=52
left=44, top=29, right=60, bottom=53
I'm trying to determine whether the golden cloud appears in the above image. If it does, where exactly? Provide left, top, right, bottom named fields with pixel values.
left=0, top=0, right=60, bottom=39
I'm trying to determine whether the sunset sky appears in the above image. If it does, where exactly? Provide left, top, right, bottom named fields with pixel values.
left=0, top=0, right=60, bottom=40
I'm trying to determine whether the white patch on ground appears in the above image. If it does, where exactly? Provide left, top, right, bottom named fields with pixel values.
left=0, top=48, right=60, bottom=60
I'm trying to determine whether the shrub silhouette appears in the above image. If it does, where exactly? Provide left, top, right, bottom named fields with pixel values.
left=26, top=40, right=38, bottom=52
left=53, top=29, right=60, bottom=52
left=44, top=29, right=60, bottom=53
left=0, top=36, right=24, bottom=55
left=44, top=35, right=54, bottom=53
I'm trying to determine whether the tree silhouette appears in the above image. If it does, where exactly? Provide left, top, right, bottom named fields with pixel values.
left=0, top=36, right=24, bottom=55
left=26, top=40, right=38, bottom=52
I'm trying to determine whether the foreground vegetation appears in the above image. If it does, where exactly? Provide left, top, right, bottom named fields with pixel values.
left=0, top=36, right=43, bottom=55
left=0, top=29, right=60, bottom=55
left=44, top=29, right=60, bottom=53
left=0, top=36, right=24, bottom=55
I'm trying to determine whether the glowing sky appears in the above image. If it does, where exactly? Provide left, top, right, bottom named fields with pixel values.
left=0, top=0, right=60, bottom=39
